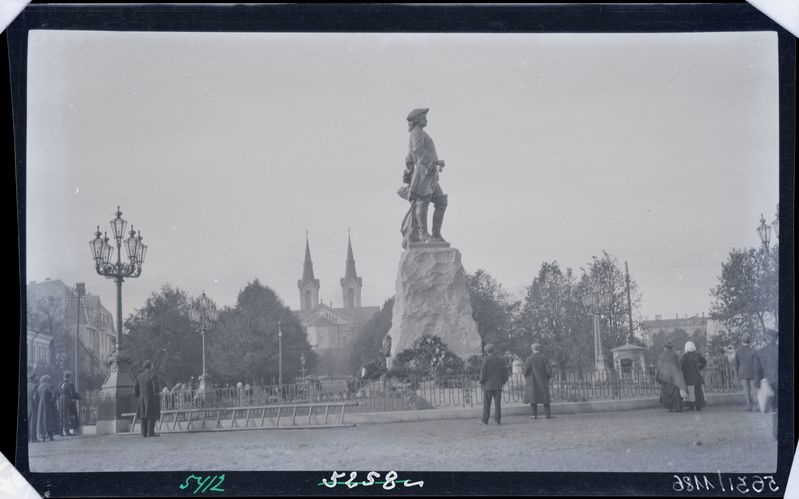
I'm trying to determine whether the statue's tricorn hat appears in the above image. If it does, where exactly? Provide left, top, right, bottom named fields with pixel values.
left=407, top=108, right=429, bottom=122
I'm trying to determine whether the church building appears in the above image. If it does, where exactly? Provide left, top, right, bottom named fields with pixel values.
left=292, top=233, right=379, bottom=376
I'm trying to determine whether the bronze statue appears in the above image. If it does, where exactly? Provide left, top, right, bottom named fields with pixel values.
left=398, top=108, right=448, bottom=248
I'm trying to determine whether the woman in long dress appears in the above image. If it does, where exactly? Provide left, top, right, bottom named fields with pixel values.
left=656, top=343, right=687, bottom=412
left=680, top=341, right=707, bottom=411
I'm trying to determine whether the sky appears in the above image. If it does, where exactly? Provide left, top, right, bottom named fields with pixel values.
left=24, top=30, right=779, bottom=326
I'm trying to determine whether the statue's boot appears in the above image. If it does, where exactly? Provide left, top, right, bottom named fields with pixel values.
left=429, top=197, right=448, bottom=243
left=415, top=201, right=431, bottom=242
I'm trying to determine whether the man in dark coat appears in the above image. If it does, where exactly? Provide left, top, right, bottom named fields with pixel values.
left=479, top=344, right=508, bottom=425
left=27, top=373, right=39, bottom=442
left=36, top=375, right=59, bottom=441
left=523, top=343, right=554, bottom=419
left=734, top=333, right=758, bottom=411
left=58, top=371, right=81, bottom=436
left=135, top=360, right=161, bottom=438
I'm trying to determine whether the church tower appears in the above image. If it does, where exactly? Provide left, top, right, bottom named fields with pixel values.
left=340, top=231, right=363, bottom=309
left=298, top=232, right=320, bottom=311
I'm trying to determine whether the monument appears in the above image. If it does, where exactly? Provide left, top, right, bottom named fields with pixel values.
left=386, top=108, right=482, bottom=360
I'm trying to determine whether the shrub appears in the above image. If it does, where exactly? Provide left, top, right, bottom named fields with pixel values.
left=388, top=335, right=465, bottom=380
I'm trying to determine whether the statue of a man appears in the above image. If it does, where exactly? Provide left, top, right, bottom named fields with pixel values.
left=398, top=108, right=448, bottom=248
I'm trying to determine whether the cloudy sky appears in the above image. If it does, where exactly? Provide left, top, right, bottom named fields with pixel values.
left=25, top=30, right=779, bottom=325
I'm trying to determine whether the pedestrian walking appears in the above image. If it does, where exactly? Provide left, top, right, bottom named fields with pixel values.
left=58, top=371, right=81, bottom=436
left=36, top=375, right=59, bottom=441
left=523, top=343, right=554, bottom=419
left=679, top=341, right=707, bottom=412
left=27, top=372, right=39, bottom=443
left=134, top=360, right=161, bottom=438
left=655, top=343, right=687, bottom=413
left=479, top=344, right=508, bottom=425
left=734, top=333, right=758, bottom=412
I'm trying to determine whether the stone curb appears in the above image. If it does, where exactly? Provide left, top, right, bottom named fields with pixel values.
left=342, top=392, right=745, bottom=425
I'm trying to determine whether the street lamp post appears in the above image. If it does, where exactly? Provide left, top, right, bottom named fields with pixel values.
left=757, top=209, right=779, bottom=333
left=90, top=206, right=148, bottom=351
left=278, top=321, right=283, bottom=389
left=300, top=352, right=306, bottom=383
left=757, top=213, right=772, bottom=254
left=89, top=206, right=147, bottom=435
left=74, top=283, right=85, bottom=396
left=582, top=281, right=611, bottom=374
left=189, top=291, right=218, bottom=382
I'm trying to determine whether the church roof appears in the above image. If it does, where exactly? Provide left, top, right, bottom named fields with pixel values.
left=293, top=303, right=380, bottom=328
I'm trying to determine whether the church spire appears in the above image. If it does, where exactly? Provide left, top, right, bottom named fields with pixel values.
left=298, top=231, right=320, bottom=311
left=340, top=229, right=363, bottom=309
left=344, top=229, right=358, bottom=280
left=302, top=231, right=316, bottom=282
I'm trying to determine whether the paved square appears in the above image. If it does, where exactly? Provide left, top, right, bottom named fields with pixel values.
left=28, top=405, right=777, bottom=473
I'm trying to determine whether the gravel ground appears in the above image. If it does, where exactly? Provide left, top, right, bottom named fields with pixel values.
left=28, top=404, right=777, bottom=473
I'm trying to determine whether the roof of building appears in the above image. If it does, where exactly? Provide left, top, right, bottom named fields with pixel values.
left=294, top=303, right=380, bottom=328
left=610, top=343, right=647, bottom=352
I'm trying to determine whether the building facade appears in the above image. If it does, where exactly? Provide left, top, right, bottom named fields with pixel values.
left=26, top=279, right=116, bottom=388
left=641, top=313, right=728, bottom=355
left=293, top=234, right=379, bottom=376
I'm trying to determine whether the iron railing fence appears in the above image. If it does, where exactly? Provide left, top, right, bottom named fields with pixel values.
left=77, top=365, right=741, bottom=421
left=151, top=364, right=740, bottom=413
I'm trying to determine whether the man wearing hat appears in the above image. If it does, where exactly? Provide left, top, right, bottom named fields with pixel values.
left=58, top=370, right=80, bottom=436
left=135, top=359, right=161, bottom=437
left=523, top=343, right=554, bottom=419
left=399, top=107, right=448, bottom=247
left=479, top=344, right=509, bottom=425
left=734, top=332, right=758, bottom=412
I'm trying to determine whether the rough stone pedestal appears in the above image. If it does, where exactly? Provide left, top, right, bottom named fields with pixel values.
left=387, top=245, right=482, bottom=359
left=96, top=352, right=136, bottom=435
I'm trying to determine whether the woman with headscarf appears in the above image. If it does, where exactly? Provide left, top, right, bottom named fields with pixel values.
left=655, top=343, right=687, bottom=412
left=680, top=341, right=707, bottom=411
left=523, top=343, right=554, bottom=419
left=36, top=374, right=59, bottom=441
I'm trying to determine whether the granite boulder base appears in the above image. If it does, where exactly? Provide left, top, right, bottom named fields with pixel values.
left=387, top=245, right=482, bottom=359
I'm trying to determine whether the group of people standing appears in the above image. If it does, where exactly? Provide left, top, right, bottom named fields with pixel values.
left=655, top=341, right=707, bottom=412
left=479, top=343, right=554, bottom=425
left=27, top=371, right=81, bottom=442
left=655, top=328, right=779, bottom=417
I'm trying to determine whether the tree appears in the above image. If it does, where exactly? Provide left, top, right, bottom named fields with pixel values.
left=465, top=269, right=520, bottom=355
left=122, top=285, right=200, bottom=387
left=208, top=279, right=315, bottom=385
left=709, top=246, right=778, bottom=347
left=516, top=262, right=593, bottom=371
left=348, top=297, right=393, bottom=374
left=580, top=251, right=643, bottom=367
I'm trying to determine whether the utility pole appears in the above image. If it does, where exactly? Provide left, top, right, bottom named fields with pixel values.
left=75, top=283, right=86, bottom=394
left=625, top=261, right=634, bottom=344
